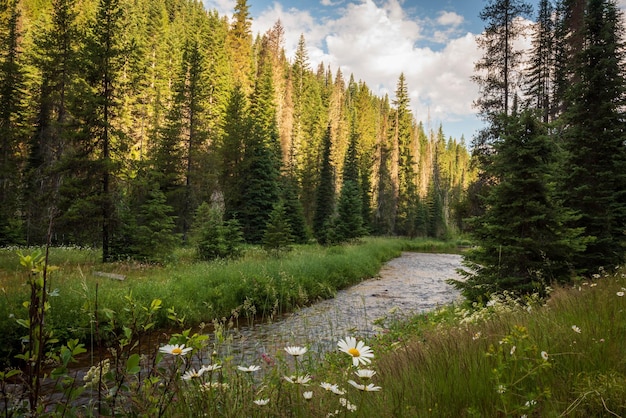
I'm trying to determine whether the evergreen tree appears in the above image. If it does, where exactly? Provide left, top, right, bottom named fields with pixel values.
left=82, top=0, right=125, bottom=261
left=133, top=184, right=179, bottom=263
left=560, top=0, right=626, bottom=273
left=472, top=0, right=533, bottom=158
left=335, top=123, right=365, bottom=242
left=279, top=173, right=309, bottom=244
left=193, top=202, right=243, bottom=261
left=524, top=0, right=555, bottom=122
left=239, top=63, right=281, bottom=243
left=219, top=85, right=249, bottom=221
left=453, top=112, right=586, bottom=303
left=0, top=0, right=27, bottom=244
left=393, top=73, right=419, bottom=236
left=313, top=124, right=335, bottom=244
left=227, top=0, right=253, bottom=93
left=263, top=200, right=294, bottom=255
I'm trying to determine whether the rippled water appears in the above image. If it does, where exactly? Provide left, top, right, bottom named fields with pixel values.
left=226, top=252, right=463, bottom=363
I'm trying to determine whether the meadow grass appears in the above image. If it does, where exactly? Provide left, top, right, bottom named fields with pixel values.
left=4, top=239, right=623, bottom=417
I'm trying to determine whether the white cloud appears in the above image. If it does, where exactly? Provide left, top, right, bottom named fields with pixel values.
left=437, top=11, right=463, bottom=27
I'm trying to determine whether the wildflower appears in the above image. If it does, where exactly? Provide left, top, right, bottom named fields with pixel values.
left=182, top=368, right=203, bottom=380
left=541, top=351, right=549, bottom=361
left=354, top=369, right=376, bottom=380
left=200, top=364, right=221, bottom=373
left=472, top=332, right=481, bottom=340
left=261, top=352, right=274, bottom=365
left=571, top=325, right=581, bottom=334
left=159, top=344, right=192, bottom=356
left=284, top=346, right=308, bottom=356
left=320, top=382, right=346, bottom=395
left=525, top=399, right=537, bottom=407
left=339, top=398, right=357, bottom=412
left=337, top=337, right=375, bottom=367
left=303, top=391, right=313, bottom=400
left=617, top=291, right=624, bottom=297
left=284, top=374, right=312, bottom=385
left=253, top=399, right=270, bottom=406
left=510, top=346, right=516, bottom=356
left=237, top=365, right=261, bottom=373
left=347, top=379, right=382, bottom=392
left=497, top=384, right=506, bottom=394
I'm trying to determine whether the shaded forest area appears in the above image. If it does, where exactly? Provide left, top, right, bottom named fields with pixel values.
left=0, top=0, right=474, bottom=261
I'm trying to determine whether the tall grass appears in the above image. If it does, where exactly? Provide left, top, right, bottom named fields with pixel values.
left=372, top=269, right=626, bottom=416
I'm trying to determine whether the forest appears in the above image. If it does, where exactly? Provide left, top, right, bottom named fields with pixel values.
left=0, top=0, right=473, bottom=263
left=453, top=0, right=626, bottom=302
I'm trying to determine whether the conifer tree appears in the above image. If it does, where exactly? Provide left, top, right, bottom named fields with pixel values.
left=313, top=124, right=335, bottom=244
left=560, top=0, right=626, bottom=273
left=0, top=0, right=27, bottom=244
left=453, top=112, right=585, bottom=303
left=219, top=85, right=249, bottom=221
left=335, top=123, right=365, bottom=242
left=524, top=0, right=555, bottom=122
left=393, top=73, right=419, bottom=236
left=263, top=200, right=294, bottom=255
left=279, top=173, right=309, bottom=244
left=239, top=63, right=281, bottom=243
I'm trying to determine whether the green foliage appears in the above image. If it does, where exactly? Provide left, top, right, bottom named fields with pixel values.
left=313, top=125, right=335, bottom=245
left=193, top=202, right=244, bottom=261
left=454, top=112, right=586, bottom=303
left=263, top=200, right=294, bottom=255
left=559, top=0, right=626, bottom=274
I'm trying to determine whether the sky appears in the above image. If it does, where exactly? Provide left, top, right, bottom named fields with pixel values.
left=198, top=0, right=624, bottom=142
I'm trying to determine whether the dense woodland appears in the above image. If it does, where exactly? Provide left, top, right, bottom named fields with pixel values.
left=453, top=0, right=626, bottom=302
left=0, top=0, right=474, bottom=261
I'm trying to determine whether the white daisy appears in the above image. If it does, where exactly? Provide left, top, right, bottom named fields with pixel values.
left=237, top=365, right=261, bottom=373
left=354, top=369, right=377, bottom=380
left=253, top=398, right=270, bottom=406
left=320, top=382, right=345, bottom=395
left=159, top=344, right=192, bottom=356
left=347, top=379, right=382, bottom=392
left=337, top=337, right=374, bottom=367
left=181, top=368, right=203, bottom=380
left=284, top=374, right=312, bottom=385
left=284, top=346, right=308, bottom=356
left=303, top=391, right=313, bottom=400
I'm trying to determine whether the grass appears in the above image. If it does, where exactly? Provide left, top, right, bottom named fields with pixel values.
left=3, top=239, right=623, bottom=416
left=369, top=270, right=626, bottom=416
left=0, top=237, right=457, bottom=365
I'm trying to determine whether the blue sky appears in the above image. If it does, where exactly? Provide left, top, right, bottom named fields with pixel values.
left=199, top=0, right=493, bottom=141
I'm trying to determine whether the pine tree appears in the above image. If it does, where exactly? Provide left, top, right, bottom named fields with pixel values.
left=82, top=0, right=125, bottom=261
left=219, top=84, right=249, bottom=221
left=313, top=124, right=335, bottom=244
left=0, top=0, right=27, bottom=244
left=453, top=112, right=585, bottom=303
left=560, top=0, right=626, bottom=273
left=279, top=173, right=309, bottom=244
left=524, top=0, right=555, bottom=122
left=472, top=0, right=533, bottom=159
left=239, top=62, right=281, bottom=243
left=335, top=123, right=364, bottom=242
left=227, top=0, right=253, bottom=94
left=393, top=73, right=419, bottom=236
left=263, top=200, right=294, bottom=255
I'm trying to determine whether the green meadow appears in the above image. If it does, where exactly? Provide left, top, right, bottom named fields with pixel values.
left=1, top=240, right=625, bottom=416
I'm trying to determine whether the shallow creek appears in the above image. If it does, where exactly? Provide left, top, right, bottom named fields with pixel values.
left=225, top=252, right=463, bottom=363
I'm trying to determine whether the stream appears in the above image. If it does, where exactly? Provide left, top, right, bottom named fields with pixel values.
left=225, top=252, right=463, bottom=363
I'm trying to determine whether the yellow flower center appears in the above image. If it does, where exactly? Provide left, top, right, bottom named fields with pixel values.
left=348, top=348, right=360, bottom=357
left=172, top=347, right=183, bottom=355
